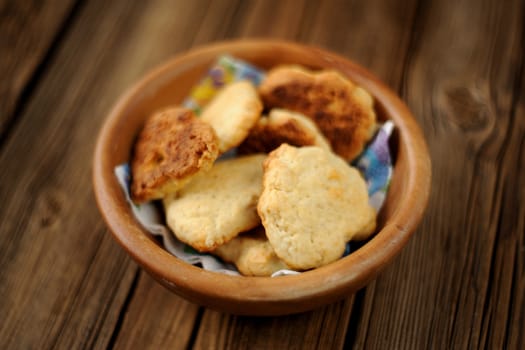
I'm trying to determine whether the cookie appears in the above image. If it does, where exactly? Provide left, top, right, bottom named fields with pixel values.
left=257, top=144, right=376, bottom=270
left=131, top=107, right=219, bottom=202
left=258, top=66, right=377, bottom=161
left=200, top=80, right=263, bottom=153
left=238, top=108, right=331, bottom=154
left=212, top=227, right=290, bottom=276
left=163, top=154, right=266, bottom=252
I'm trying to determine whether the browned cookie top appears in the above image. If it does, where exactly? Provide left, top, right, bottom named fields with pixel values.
left=131, top=107, right=219, bottom=202
left=238, top=108, right=331, bottom=154
left=259, top=66, right=377, bottom=161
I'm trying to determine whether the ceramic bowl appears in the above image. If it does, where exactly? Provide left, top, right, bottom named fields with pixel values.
left=93, top=39, right=431, bottom=316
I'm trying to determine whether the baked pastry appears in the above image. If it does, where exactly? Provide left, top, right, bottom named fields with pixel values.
left=238, top=108, right=331, bottom=154
left=163, top=154, right=266, bottom=252
left=131, top=107, right=219, bottom=202
left=212, top=227, right=290, bottom=276
left=258, top=66, right=377, bottom=161
left=200, top=80, right=263, bottom=153
left=257, top=144, right=376, bottom=270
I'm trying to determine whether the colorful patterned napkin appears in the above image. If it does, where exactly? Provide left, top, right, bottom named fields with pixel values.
left=115, top=56, right=394, bottom=276
left=183, top=55, right=264, bottom=115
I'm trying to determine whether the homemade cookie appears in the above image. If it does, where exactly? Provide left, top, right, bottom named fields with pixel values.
left=258, top=66, right=377, bottom=161
left=212, top=227, right=290, bottom=276
left=238, top=108, right=331, bottom=154
left=200, top=80, right=263, bottom=153
left=257, top=144, right=376, bottom=270
left=131, top=107, right=219, bottom=202
left=163, top=154, right=266, bottom=252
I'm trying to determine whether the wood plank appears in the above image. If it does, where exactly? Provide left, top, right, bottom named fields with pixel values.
left=352, top=0, right=525, bottom=348
left=112, top=273, right=200, bottom=350
left=236, top=0, right=318, bottom=40
left=191, top=0, right=419, bottom=348
left=0, top=0, right=77, bottom=143
left=307, top=0, right=418, bottom=88
left=0, top=0, right=213, bottom=348
left=191, top=0, right=319, bottom=46
left=194, top=298, right=355, bottom=350
left=482, top=40, right=525, bottom=349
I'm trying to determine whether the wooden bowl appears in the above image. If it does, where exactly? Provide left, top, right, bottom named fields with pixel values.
left=93, top=39, right=431, bottom=316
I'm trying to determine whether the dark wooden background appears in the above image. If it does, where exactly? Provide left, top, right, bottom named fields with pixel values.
left=1, top=0, right=524, bottom=349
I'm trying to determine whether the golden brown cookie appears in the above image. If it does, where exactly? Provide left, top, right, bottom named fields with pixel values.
left=258, top=66, right=377, bottom=161
left=131, top=107, right=219, bottom=203
left=163, top=154, right=266, bottom=252
left=257, top=144, right=376, bottom=270
left=212, top=227, right=290, bottom=276
left=200, top=80, right=263, bottom=153
left=238, top=108, right=331, bottom=154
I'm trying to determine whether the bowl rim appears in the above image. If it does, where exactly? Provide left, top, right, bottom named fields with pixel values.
left=93, top=38, right=431, bottom=313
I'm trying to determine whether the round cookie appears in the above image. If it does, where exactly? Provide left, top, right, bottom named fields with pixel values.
left=212, top=227, right=290, bottom=277
left=131, top=107, right=219, bottom=203
left=257, top=144, right=376, bottom=270
left=238, top=108, right=331, bottom=154
left=200, top=80, right=263, bottom=153
left=163, top=154, right=266, bottom=252
left=258, top=66, right=377, bottom=161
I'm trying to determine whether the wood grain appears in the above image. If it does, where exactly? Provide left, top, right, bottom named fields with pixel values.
left=503, top=63, right=525, bottom=350
left=112, top=272, right=200, bottom=350
left=352, top=0, right=525, bottom=349
left=307, top=0, right=418, bottom=88
left=0, top=0, right=524, bottom=348
left=193, top=298, right=355, bottom=350
left=0, top=0, right=208, bottom=348
left=0, top=0, right=77, bottom=144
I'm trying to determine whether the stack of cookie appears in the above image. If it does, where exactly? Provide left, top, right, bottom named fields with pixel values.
left=130, top=65, right=378, bottom=276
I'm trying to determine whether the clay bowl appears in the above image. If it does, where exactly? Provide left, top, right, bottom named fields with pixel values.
left=93, top=39, right=431, bottom=316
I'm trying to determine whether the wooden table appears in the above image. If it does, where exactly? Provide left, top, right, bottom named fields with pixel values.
left=1, top=0, right=524, bottom=348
